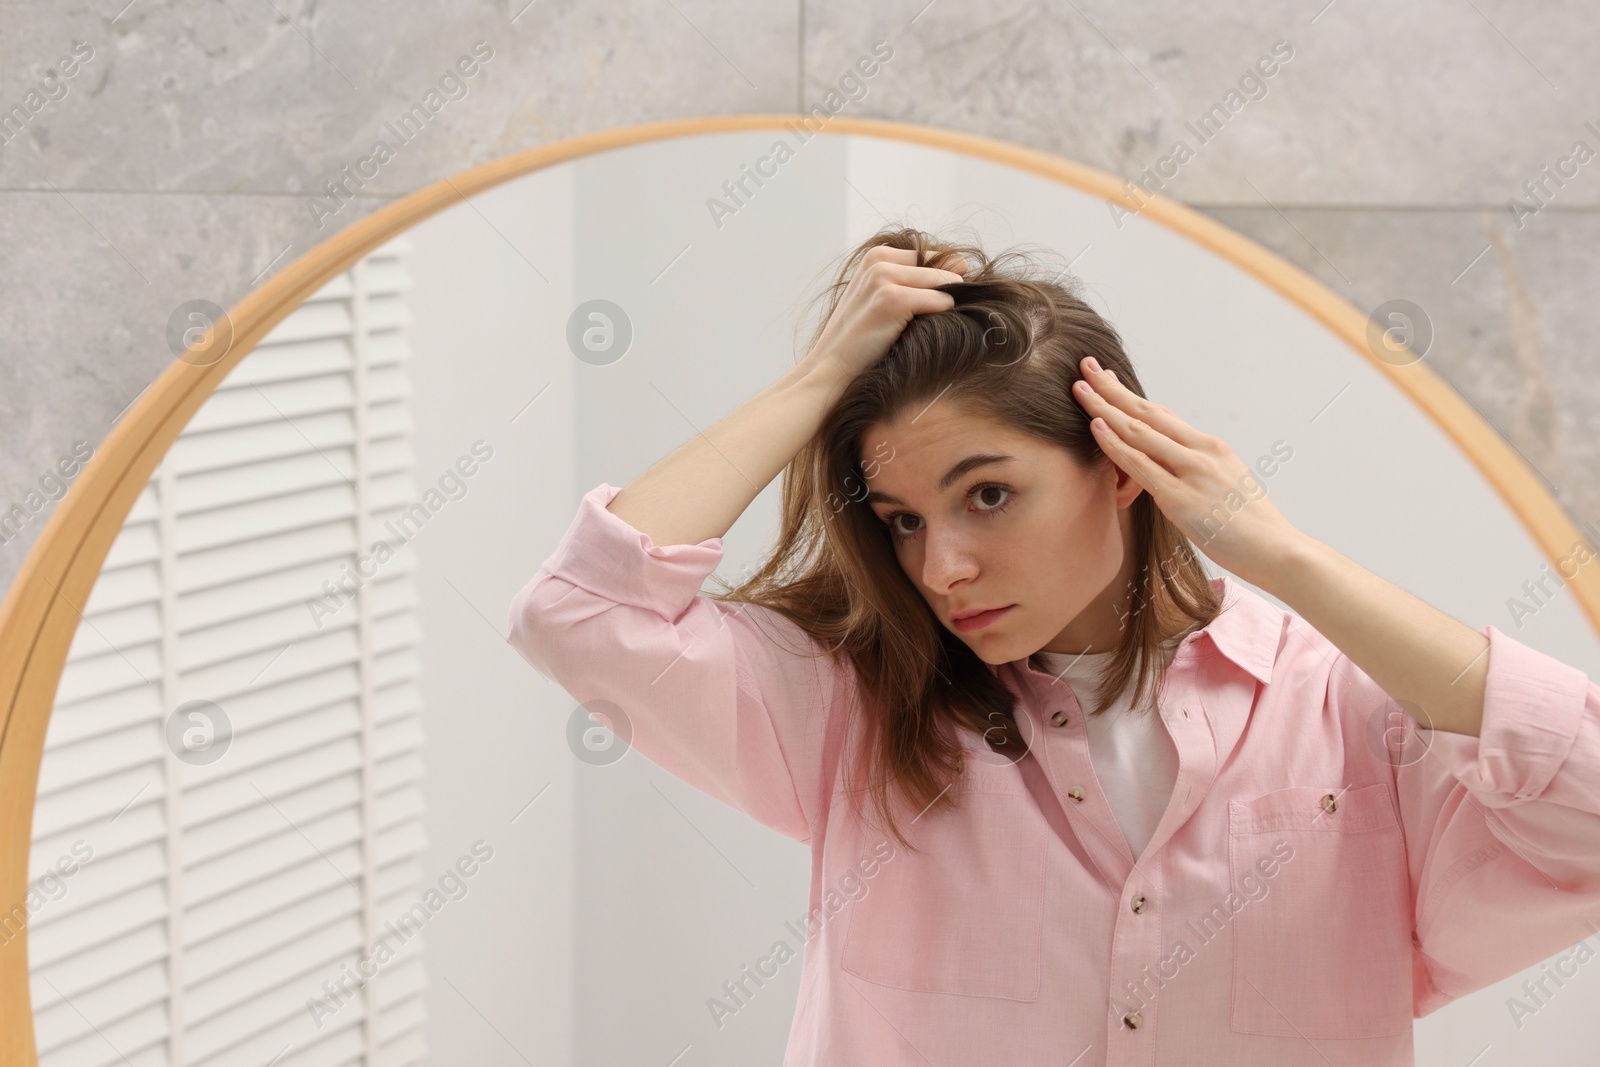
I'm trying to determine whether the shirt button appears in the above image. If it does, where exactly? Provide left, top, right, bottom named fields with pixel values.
left=1067, top=786, right=1085, bottom=802
left=1131, top=894, right=1147, bottom=914
left=1050, top=709, right=1069, bottom=727
left=1123, top=1010, right=1143, bottom=1029
left=1321, top=793, right=1338, bottom=813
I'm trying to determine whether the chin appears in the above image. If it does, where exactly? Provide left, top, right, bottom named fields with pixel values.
left=969, top=637, right=1024, bottom=666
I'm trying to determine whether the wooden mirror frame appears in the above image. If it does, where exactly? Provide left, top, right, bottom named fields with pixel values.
left=3, top=113, right=1596, bottom=1064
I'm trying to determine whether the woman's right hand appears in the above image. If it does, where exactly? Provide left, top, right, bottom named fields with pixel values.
left=602, top=245, right=967, bottom=549
left=802, top=245, right=969, bottom=382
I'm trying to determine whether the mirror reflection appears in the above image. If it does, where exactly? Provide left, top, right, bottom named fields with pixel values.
left=29, top=128, right=1600, bottom=1067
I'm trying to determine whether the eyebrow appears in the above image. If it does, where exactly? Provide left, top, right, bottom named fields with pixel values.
left=863, top=453, right=1017, bottom=507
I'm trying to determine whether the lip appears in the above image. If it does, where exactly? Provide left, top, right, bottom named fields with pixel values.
left=950, top=604, right=1016, bottom=633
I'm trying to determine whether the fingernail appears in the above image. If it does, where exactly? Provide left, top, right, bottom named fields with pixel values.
left=1085, top=357, right=1102, bottom=373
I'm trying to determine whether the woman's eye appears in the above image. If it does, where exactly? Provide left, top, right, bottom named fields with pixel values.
left=975, top=485, right=1009, bottom=510
left=881, top=484, right=1013, bottom=542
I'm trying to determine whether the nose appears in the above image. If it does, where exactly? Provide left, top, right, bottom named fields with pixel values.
left=920, top=525, right=980, bottom=594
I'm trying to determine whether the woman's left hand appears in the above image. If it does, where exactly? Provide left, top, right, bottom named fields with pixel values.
left=1072, top=355, right=1307, bottom=589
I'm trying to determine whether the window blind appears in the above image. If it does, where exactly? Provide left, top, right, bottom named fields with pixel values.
left=26, top=235, right=429, bottom=1067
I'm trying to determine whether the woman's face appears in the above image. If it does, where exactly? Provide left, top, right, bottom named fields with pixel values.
left=860, top=403, right=1146, bottom=663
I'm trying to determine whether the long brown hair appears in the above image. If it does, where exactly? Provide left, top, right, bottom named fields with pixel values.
left=705, top=224, right=1222, bottom=852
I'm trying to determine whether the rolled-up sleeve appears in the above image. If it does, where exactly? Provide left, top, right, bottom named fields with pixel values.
left=505, top=482, right=844, bottom=845
left=1361, top=623, right=1600, bottom=1015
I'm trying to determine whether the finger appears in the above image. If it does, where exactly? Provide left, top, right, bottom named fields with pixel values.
left=904, top=285, right=958, bottom=315
left=877, top=261, right=968, bottom=289
left=1076, top=377, right=1195, bottom=477
left=1090, top=416, right=1180, bottom=496
left=861, top=244, right=921, bottom=266
left=864, top=244, right=967, bottom=273
left=1077, top=358, right=1209, bottom=451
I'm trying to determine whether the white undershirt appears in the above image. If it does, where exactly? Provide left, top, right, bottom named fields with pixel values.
left=1033, top=641, right=1180, bottom=859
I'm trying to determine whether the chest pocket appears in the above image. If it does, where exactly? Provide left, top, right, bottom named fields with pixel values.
left=1227, top=783, right=1414, bottom=1039
left=839, top=745, right=1049, bottom=1001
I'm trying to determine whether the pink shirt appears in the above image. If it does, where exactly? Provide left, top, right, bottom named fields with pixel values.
left=1036, top=644, right=1182, bottom=860
left=506, top=481, right=1600, bottom=1066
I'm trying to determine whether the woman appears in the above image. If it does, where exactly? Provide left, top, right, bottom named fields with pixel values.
left=506, top=227, right=1600, bottom=1066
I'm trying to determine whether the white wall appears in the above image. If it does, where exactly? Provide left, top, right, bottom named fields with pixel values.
left=404, top=162, right=579, bottom=1065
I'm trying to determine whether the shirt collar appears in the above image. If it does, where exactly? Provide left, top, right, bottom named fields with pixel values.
left=996, top=574, right=1284, bottom=687
left=1196, top=574, right=1283, bottom=687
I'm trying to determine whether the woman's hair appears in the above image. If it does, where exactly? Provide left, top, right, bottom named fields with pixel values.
left=705, top=224, right=1223, bottom=852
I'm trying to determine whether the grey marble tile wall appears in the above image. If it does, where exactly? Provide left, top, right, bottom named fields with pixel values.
left=2, top=0, right=1595, bottom=593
